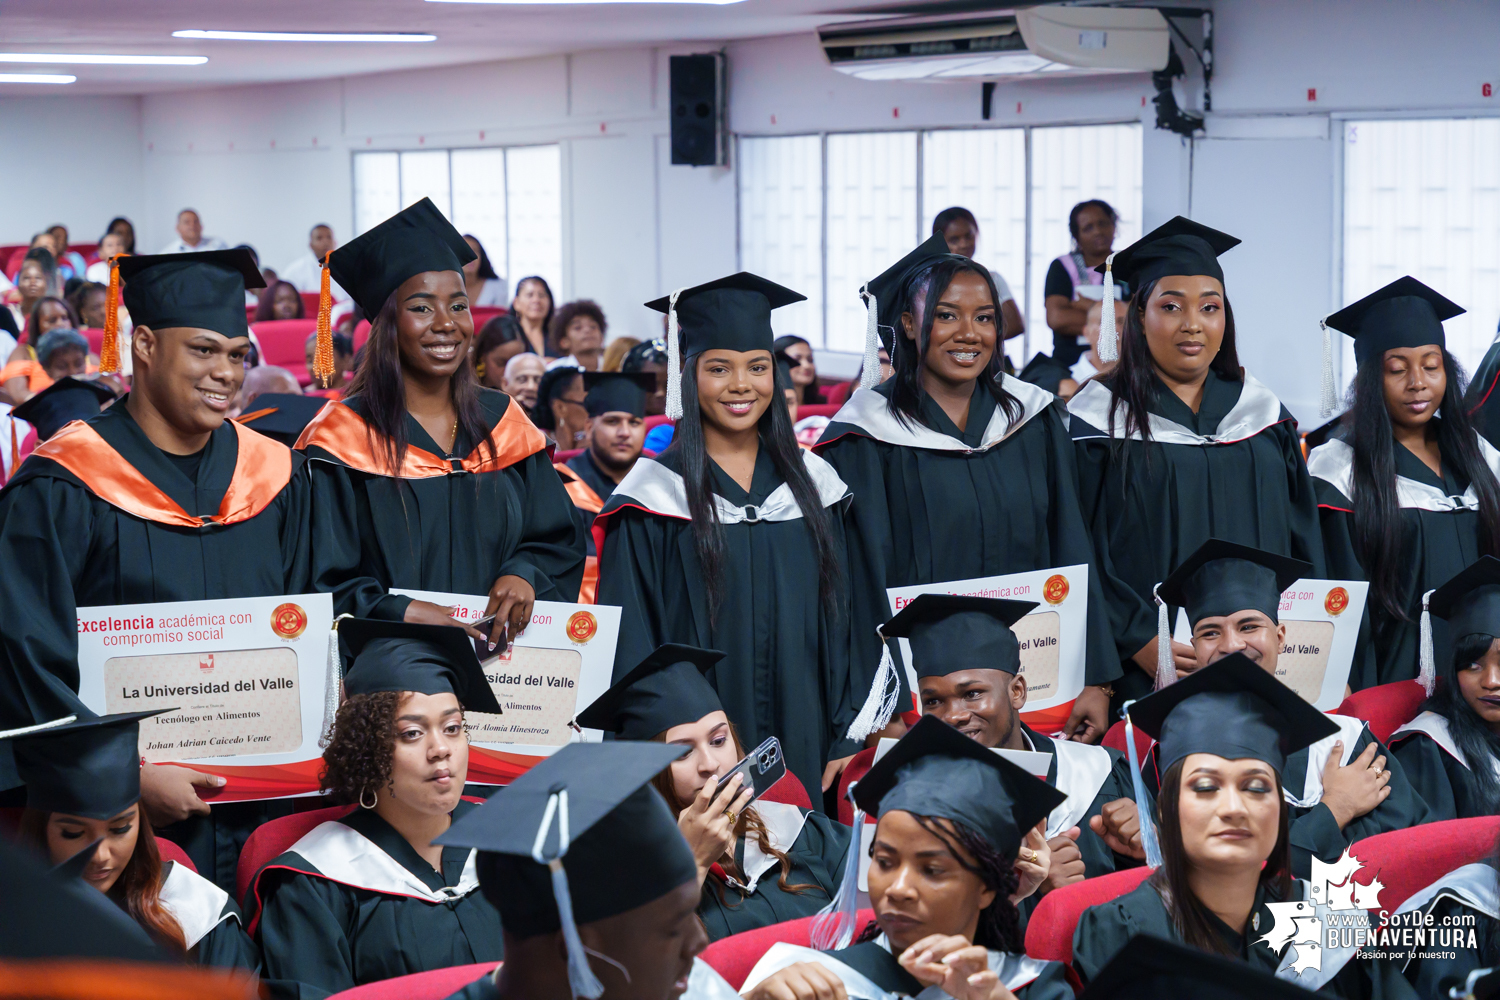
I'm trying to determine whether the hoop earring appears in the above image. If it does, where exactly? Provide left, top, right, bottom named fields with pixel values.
left=360, top=786, right=378, bottom=810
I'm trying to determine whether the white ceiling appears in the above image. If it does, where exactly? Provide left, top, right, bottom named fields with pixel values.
left=0, top=0, right=952, bottom=95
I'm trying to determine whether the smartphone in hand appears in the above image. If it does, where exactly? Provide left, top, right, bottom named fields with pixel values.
left=714, top=737, right=785, bottom=807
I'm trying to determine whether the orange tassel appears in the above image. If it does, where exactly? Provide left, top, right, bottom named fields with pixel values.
left=312, top=255, right=335, bottom=388
left=99, top=253, right=128, bottom=375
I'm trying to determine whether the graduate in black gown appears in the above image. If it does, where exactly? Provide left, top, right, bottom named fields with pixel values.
left=10, top=375, right=116, bottom=441
left=576, top=643, right=852, bottom=940
left=436, top=742, right=737, bottom=1000
left=299, top=198, right=584, bottom=642
left=595, top=273, right=866, bottom=804
left=1309, top=277, right=1500, bottom=688
left=1390, top=557, right=1500, bottom=821
left=739, top=715, right=1073, bottom=1000
left=250, top=620, right=505, bottom=1000
left=0, top=248, right=310, bottom=891
left=886, top=594, right=1141, bottom=924
left=5, top=712, right=259, bottom=971
left=1384, top=849, right=1498, bottom=1000
left=815, top=234, right=1120, bottom=742
left=1066, top=218, right=1325, bottom=711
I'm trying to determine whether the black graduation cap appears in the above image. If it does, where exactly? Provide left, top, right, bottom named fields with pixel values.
left=438, top=743, right=695, bottom=995
left=1128, top=652, right=1337, bottom=776
left=1302, top=410, right=1349, bottom=452
left=328, top=198, right=476, bottom=320
left=1078, top=933, right=1320, bottom=1000
left=581, top=371, right=654, bottom=419
left=234, top=393, right=328, bottom=447
left=3, top=710, right=174, bottom=820
left=574, top=643, right=725, bottom=739
left=338, top=618, right=503, bottom=715
left=882, top=594, right=1038, bottom=678
left=11, top=375, right=116, bottom=440
left=1156, top=538, right=1310, bottom=629
left=863, top=233, right=962, bottom=351
left=0, top=838, right=161, bottom=961
left=1019, top=352, right=1070, bottom=396
left=117, top=248, right=264, bottom=339
left=853, top=714, right=1066, bottom=863
left=1429, top=556, right=1500, bottom=642
left=1095, top=215, right=1241, bottom=291
left=1325, top=275, right=1465, bottom=367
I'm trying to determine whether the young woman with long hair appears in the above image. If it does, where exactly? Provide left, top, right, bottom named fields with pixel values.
left=739, top=716, right=1068, bottom=1000
left=575, top=643, right=851, bottom=939
left=250, top=620, right=504, bottom=997
left=297, top=199, right=584, bottom=644
left=816, top=235, right=1119, bottom=742
left=1310, top=277, right=1500, bottom=687
left=595, top=273, right=862, bottom=804
left=8, top=713, right=259, bottom=970
left=1067, top=217, right=1324, bottom=711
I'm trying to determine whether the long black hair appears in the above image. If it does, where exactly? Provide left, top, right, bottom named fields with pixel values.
left=1348, top=349, right=1500, bottom=621
left=344, top=287, right=493, bottom=474
left=887, top=256, right=1021, bottom=432
left=668, top=358, right=841, bottom=624
left=1425, top=632, right=1500, bottom=814
left=463, top=234, right=499, bottom=280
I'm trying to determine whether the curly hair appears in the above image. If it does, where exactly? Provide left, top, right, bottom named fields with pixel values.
left=319, top=691, right=402, bottom=804
left=549, top=299, right=607, bottom=354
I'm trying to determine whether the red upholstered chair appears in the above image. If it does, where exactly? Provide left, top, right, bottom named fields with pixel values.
left=245, top=304, right=258, bottom=323
left=553, top=447, right=584, bottom=464
left=836, top=748, right=877, bottom=826
left=81, top=327, right=104, bottom=355
left=1349, top=816, right=1500, bottom=916
left=471, top=307, right=507, bottom=331
left=759, top=771, right=813, bottom=810
left=643, top=414, right=674, bottom=431
left=1332, top=680, right=1427, bottom=744
left=1023, top=865, right=1152, bottom=964
left=236, top=803, right=354, bottom=906
left=1101, top=720, right=1154, bottom=764
left=701, top=909, right=877, bottom=990
left=823, top=382, right=853, bottom=406
left=156, top=837, right=197, bottom=873
left=794, top=403, right=842, bottom=421
left=327, top=961, right=500, bottom=1000
left=353, top=319, right=372, bottom=353
left=299, top=292, right=322, bottom=318
left=251, top=318, right=319, bottom=385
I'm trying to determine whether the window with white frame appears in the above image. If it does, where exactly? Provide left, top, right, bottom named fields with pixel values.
left=736, top=123, right=1142, bottom=364
left=352, top=145, right=563, bottom=303
left=1342, top=117, right=1500, bottom=376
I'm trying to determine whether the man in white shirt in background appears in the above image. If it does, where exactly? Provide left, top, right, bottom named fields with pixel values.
left=280, top=223, right=350, bottom=302
left=157, top=208, right=228, bottom=254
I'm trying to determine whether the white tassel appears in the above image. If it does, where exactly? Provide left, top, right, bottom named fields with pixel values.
left=810, top=784, right=864, bottom=951
left=1097, top=251, right=1120, bottom=363
left=664, top=287, right=686, bottom=422
left=319, top=613, right=352, bottom=748
left=1418, top=588, right=1437, bottom=697
left=1153, top=583, right=1176, bottom=689
left=859, top=284, right=881, bottom=391
left=1122, top=701, right=1163, bottom=870
left=0, top=715, right=77, bottom=739
left=532, top=790, right=605, bottom=1000
left=1320, top=319, right=1338, bottom=418
left=845, top=633, right=900, bottom=743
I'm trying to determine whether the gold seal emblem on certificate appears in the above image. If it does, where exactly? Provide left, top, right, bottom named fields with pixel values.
left=566, top=610, right=598, bottom=645
left=1042, top=574, right=1069, bottom=606
left=271, top=602, right=309, bottom=640
left=1324, top=587, right=1350, bottom=617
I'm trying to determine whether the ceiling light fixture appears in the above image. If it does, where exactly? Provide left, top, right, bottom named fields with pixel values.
left=0, top=73, right=76, bottom=84
left=172, top=29, right=436, bottom=43
left=0, top=53, right=208, bottom=66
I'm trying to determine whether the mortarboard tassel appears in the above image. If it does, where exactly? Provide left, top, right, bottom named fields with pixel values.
left=532, top=789, right=606, bottom=1000
left=1320, top=319, right=1338, bottom=418
left=311, top=254, right=336, bottom=388
left=845, top=628, right=900, bottom=743
left=810, top=782, right=864, bottom=951
left=319, top=614, right=351, bottom=748
left=99, top=254, right=128, bottom=375
left=1418, top=588, right=1437, bottom=697
left=1153, top=583, right=1176, bottom=690
left=0, top=715, right=78, bottom=739
left=664, top=287, right=686, bottom=422
left=1122, top=701, right=1163, bottom=869
left=1097, top=251, right=1120, bottom=363
left=859, top=284, right=881, bottom=392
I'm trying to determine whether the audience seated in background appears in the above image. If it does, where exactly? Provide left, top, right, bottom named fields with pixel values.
left=236, top=364, right=302, bottom=417
left=474, top=314, right=526, bottom=389
left=0, top=327, right=90, bottom=403
left=69, top=280, right=109, bottom=331
left=505, top=275, right=554, bottom=357
left=159, top=208, right=228, bottom=254
left=462, top=235, right=508, bottom=307
left=280, top=224, right=349, bottom=302
left=85, top=231, right=128, bottom=282
left=932, top=206, right=1026, bottom=342
left=5, top=231, right=57, bottom=282
left=501, top=353, right=545, bottom=411
left=46, top=224, right=88, bottom=282
left=105, top=215, right=136, bottom=255
left=548, top=299, right=606, bottom=371
left=773, top=335, right=823, bottom=405
left=303, top=332, right=353, bottom=395
left=533, top=364, right=588, bottom=447
left=621, top=338, right=669, bottom=417
left=2, top=295, right=83, bottom=402
left=7, top=249, right=58, bottom=332
left=601, top=335, right=640, bottom=372
left=255, top=281, right=305, bottom=322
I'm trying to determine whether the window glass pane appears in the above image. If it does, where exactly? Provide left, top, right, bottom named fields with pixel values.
left=738, top=135, right=824, bottom=347
left=506, top=144, right=563, bottom=299
left=399, top=149, right=452, bottom=218
left=922, top=129, right=1028, bottom=362
left=826, top=131, right=918, bottom=354
left=451, top=148, right=509, bottom=292
left=352, top=151, right=400, bottom=236
left=1027, top=123, right=1143, bottom=356
left=1343, top=118, right=1500, bottom=375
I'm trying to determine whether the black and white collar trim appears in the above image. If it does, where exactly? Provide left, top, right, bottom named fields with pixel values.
left=606, top=450, right=849, bottom=523
left=825, top=375, right=1055, bottom=454
left=1068, top=372, right=1286, bottom=445
left=286, top=819, right=481, bottom=903
left=159, top=861, right=236, bottom=949
left=1308, top=436, right=1500, bottom=512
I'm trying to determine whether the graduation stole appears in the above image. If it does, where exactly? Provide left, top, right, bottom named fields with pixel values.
left=295, top=398, right=546, bottom=478
left=32, top=418, right=292, bottom=527
left=1067, top=372, right=1289, bottom=446
left=1307, top=436, right=1500, bottom=513
left=815, top=375, right=1055, bottom=453
left=554, top=462, right=602, bottom=604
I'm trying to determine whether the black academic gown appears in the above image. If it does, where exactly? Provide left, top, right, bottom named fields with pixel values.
left=565, top=448, right=619, bottom=505
left=595, top=444, right=863, bottom=805
left=1068, top=370, right=1326, bottom=707
left=158, top=859, right=262, bottom=971
left=814, top=377, right=1120, bottom=692
left=302, top=390, right=585, bottom=619
left=699, top=801, right=850, bottom=940
left=1389, top=712, right=1499, bottom=821
left=251, top=800, right=502, bottom=1000
left=0, top=400, right=311, bottom=890
left=1395, top=877, right=1498, bottom=1000
left=1310, top=429, right=1498, bottom=688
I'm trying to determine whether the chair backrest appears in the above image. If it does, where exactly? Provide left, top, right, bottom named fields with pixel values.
left=81, top=327, right=104, bottom=355
left=236, top=804, right=353, bottom=905
left=299, top=292, right=322, bottom=317
left=1023, top=865, right=1153, bottom=964
left=327, top=962, right=500, bottom=1000
left=553, top=447, right=584, bottom=463
left=795, top=403, right=842, bottom=420
left=824, top=381, right=853, bottom=406
left=471, top=306, right=507, bottom=332
left=836, top=747, right=877, bottom=826
left=1332, top=680, right=1426, bottom=744
left=157, top=837, right=197, bottom=873
left=643, top=414, right=673, bottom=431
left=1350, top=815, right=1500, bottom=916
left=353, top=319, right=372, bottom=353
left=700, top=909, right=877, bottom=990
left=759, top=771, right=813, bottom=810
left=1101, top=720, right=1154, bottom=764
left=250, top=318, right=319, bottom=384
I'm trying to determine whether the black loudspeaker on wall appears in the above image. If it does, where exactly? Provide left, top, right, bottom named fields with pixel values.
left=669, top=53, right=725, bottom=167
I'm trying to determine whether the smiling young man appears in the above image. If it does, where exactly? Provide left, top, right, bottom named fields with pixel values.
left=0, top=248, right=312, bottom=891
